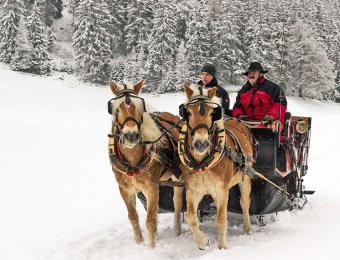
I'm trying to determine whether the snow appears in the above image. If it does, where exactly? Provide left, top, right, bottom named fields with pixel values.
left=1, top=65, right=340, bottom=260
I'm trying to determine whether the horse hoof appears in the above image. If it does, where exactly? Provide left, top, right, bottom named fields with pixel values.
left=174, top=228, right=182, bottom=237
left=218, top=243, right=227, bottom=250
left=135, top=236, right=144, bottom=244
left=198, top=239, right=210, bottom=250
left=244, top=230, right=252, bottom=235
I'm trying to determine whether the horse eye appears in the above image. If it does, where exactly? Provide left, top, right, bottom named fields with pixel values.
left=187, top=111, right=191, bottom=116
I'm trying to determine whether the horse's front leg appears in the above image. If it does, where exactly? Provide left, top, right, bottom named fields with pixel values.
left=212, top=188, right=229, bottom=249
left=185, top=188, right=207, bottom=249
left=143, top=185, right=159, bottom=248
left=173, top=185, right=184, bottom=236
left=119, top=187, right=143, bottom=243
left=238, top=174, right=252, bottom=234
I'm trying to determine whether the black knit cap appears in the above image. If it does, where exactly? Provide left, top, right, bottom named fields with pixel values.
left=243, top=62, right=268, bottom=76
left=201, top=63, right=216, bottom=78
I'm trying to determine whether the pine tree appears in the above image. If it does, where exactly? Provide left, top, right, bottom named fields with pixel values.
left=185, top=1, right=210, bottom=83
left=217, top=0, right=245, bottom=85
left=144, top=0, right=179, bottom=92
left=287, top=20, right=335, bottom=100
left=73, top=0, right=114, bottom=84
left=106, top=0, right=125, bottom=55
left=25, top=0, right=51, bottom=74
left=0, top=0, right=25, bottom=63
left=173, top=40, right=188, bottom=91
left=125, top=0, right=153, bottom=54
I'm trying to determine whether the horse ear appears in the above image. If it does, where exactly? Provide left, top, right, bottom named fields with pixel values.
left=109, top=81, right=119, bottom=95
left=134, top=80, right=144, bottom=94
left=183, top=81, right=193, bottom=99
left=207, top=86, right=217, bottom=99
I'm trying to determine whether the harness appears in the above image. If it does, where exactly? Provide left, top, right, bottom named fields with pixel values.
left=108, top=135, right=156, bottom=176
left=108, top=90, right=183, bottom=185
left=178, top=120, right=226, bottom=173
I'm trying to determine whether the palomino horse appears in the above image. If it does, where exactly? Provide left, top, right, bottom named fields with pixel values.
left=173, top=82, right=255, bottom=249
left=108, top=80, right=178, bottom=248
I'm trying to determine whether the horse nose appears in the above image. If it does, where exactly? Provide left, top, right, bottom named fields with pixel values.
left=193, top=140, right=210, bottom=153
left=124, top=132, right=140, bottom=143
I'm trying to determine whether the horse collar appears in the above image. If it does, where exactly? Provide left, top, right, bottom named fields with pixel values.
left=178, top=120, right=226, bottom=173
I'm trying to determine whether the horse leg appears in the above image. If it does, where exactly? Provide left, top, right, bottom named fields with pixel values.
left=119, top=187, right=143, bottom=243
left=212, top=188, right=229, bottom=249
left=239, top=174, right=252, bottom=234
left=173, top=186, right=184, bottom=236
left=185, top=189, right=207, bottom=249
left=144, top=186, right=159, bottom=248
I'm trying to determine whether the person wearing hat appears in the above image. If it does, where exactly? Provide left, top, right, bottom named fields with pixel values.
left=198, top=63, right=230, bottom=117
left=232, top=62, right=287, bottom=125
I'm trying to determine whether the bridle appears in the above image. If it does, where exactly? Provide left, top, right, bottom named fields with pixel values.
left=107, top=88, right=146, bottom=133
left=179, top=93, right=222, bottom=136
left=178, top=91, right=226, bottom=173
left=107, top=88, right=155, bottom=176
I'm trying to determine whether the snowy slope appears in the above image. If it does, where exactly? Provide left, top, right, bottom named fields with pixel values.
left=1, top=65, right=340, bottom=260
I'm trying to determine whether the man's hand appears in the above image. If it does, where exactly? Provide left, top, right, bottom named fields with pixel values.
left=263, top=114, right=274, bottom=121
left=237, top=115, right=248, bottom=120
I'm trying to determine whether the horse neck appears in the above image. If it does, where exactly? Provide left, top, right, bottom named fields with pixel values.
left=117, top=143, right=145, bottom=168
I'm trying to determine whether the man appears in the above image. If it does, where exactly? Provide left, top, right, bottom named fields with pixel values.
left=232, top=62, right=287, bottom=125
left=198, top=63, right=230, bottom=117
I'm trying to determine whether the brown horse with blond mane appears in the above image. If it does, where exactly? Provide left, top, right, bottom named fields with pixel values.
left=173, top=82, right=255, bottom=249
left=107, top=80, right=180, bottom=248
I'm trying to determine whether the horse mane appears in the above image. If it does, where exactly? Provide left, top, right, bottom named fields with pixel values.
left=141, top=112, right=167, bottom=151
left=187, top=84, right=221, bottom=106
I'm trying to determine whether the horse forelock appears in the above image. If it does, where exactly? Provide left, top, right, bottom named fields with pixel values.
left=110, top=81, right=144, bottom=115
left=187, top=84, right=221, bottom=106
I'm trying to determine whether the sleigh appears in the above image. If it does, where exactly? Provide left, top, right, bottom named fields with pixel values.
left=137, top=113, right=313, bottom=216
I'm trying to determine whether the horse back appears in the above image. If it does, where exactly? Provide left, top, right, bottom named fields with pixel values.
left=223, top=118, right=253, bottom=158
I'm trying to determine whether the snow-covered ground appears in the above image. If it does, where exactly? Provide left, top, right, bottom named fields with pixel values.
left=1, top=65, right=340, bottom=260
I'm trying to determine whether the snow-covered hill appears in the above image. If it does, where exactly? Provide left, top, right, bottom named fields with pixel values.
left=1, top=66, right=340, bottom=260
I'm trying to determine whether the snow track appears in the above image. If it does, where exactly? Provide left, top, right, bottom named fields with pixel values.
left=1, top=67, right=339, bottom=260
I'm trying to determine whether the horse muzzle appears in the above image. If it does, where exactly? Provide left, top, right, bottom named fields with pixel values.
left=120, top=131, right=141, bottom=148
left=193, top=139, right=211, bottom=154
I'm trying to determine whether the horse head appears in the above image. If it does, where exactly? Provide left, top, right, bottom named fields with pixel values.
left=108, top=80, right=145, bottom=148
left=180, top=82, right=222, bottom=157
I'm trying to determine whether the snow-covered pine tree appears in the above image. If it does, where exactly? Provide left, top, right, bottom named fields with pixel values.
left=10, top=15, right=33, bottom=72
left=185, top=0, right=210, bottom=83
left=287, top=19, right=335, bottom=100
left=125, top=0, right=153, bottom=54
left=111, top=57, right=125, bottom=84
left=73, top=0, right=114, bottom=84
left=106, top=0, right=125, bottom=55
left=144, top=0, right=179, bottom=92
left=124, top=47, right=138, bottom=82
left=173, top=40, right=188, bottom=91
left=24, top=0, right=51, bottom=74
left=217, top=0, right=245, bottom=85
left=50, top=0, right=63, bottom=19
left=0, top=0, right=25, bottom=63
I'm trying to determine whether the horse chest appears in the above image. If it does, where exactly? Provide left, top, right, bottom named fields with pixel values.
left=114, top=171, right=149, bottom=192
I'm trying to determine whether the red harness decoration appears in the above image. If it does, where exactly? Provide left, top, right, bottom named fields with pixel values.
left=115, top=142, right=145, bottom=176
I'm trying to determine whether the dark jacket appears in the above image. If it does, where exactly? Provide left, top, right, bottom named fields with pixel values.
left=198, top=78, right=230, bottom=117
left=232, top=76, right=287, bottom=124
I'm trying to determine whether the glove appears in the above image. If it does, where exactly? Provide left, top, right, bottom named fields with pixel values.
left=237, top=115, right=248, bottom=120
left=263, top=115, right=274, bottom=121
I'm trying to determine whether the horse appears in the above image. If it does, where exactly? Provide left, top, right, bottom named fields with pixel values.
left=107, top=80, right=180, bottom=248
left=172, top=82, right=255, bottom=249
